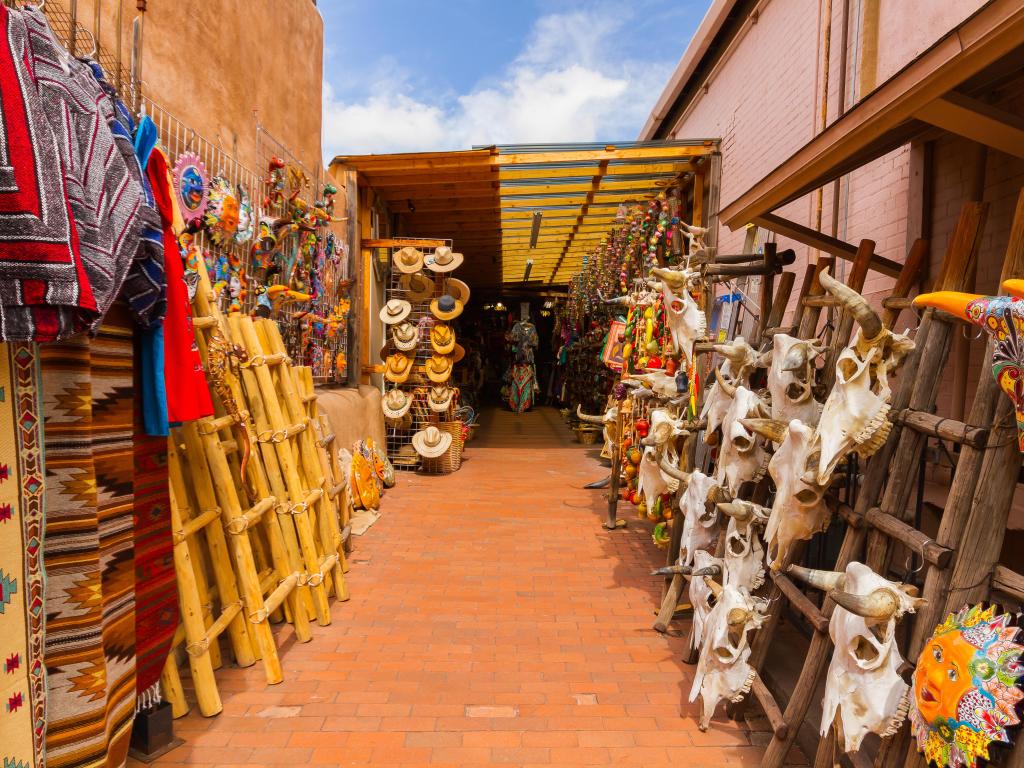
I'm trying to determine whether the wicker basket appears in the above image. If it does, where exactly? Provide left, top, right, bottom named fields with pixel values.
left=575, top=427, right=601, bottom=445
left=422, top=420, right=464, bottom=474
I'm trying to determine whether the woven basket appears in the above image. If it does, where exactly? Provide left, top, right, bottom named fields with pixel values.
left=422, top=420, right=464, bottom=474
left=575, top=427, right=600, bottom=445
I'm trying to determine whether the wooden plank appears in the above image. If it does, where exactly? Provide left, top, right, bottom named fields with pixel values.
left=863, top=507, right=953, bottom=567
left=915, top=91, right=1024, bottom=160
left=991, top=565, right=1024, bottom=602
left=499, top=160, right=691, bottom=180
left=772, top=573, right=829, bottom=633
left=755, top=213, right=901, bottom=277
left=361, top=238, right=448, bottom=248
left=495, top=144, right=715, bottom=165
left=720, top=0, right=1024, bottom=229
left=751, top=674, right=788, bottom=740
left=894, top=408, right=988, bottom=448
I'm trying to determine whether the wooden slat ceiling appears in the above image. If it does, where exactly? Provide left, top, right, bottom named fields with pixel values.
left=332, top=142, right=717, bottom=290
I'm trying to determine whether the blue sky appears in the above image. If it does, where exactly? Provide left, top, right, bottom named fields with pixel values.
left=319, top=1, right=712, bottom=159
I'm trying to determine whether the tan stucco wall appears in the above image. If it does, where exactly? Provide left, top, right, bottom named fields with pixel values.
left=70, top=0, right=323, bottom=175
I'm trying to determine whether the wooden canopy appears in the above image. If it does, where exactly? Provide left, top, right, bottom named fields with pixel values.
left=720, top=0, right=1024, bottom=258
left=333, top=142, right=717, bottom=290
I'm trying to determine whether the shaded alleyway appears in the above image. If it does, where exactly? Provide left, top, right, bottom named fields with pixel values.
left=145, top=408, right=771, bottom=767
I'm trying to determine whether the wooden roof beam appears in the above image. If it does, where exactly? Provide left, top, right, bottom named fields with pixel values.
left=754, top=213, right=902, bottom=277
left=495, top=144, right=714, bottom=165
left=547, top=160, right=609, bottom=283
left=915, top=91, right=1024, bottom=159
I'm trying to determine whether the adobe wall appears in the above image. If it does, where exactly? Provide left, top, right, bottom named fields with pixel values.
left=67, top=0, right=324, bottom=176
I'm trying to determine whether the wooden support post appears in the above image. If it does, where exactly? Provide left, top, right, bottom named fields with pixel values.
left=761, top=270, right=797, bottom=341
left=796, top=256, right=835, bottom=340
left=820, top=239, right=874, bottom=392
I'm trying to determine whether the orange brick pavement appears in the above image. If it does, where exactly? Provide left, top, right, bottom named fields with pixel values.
left=141, top=407, right=779, bottom=767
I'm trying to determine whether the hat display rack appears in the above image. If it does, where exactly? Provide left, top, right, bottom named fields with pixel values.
left=381, top=241, right=469, bottom=473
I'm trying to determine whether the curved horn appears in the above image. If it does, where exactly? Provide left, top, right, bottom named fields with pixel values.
left=717, top=501, right=752, bottom=522
left=650, top=266, right=687, bottom=286
left=576, top=405, right=606, bottom=424
left=740, top=418, right=789, bottom=444
left=714, top=367, right=737, bottom=398
left=781, top=343, right=810, bottom=372
left=912, top=291, right=986, bottom=327
left=703, top=577, right=724, bottom=598
left=651, top=564, right=692, bottom=577
left=1003, top=279, right=1024, bottom=299
left=787, top=564, right=846, bottom=593
left=830, top=587, right=901, bottom=620
left=820, top=271, right=882, bottom=339
left=693, top=565, right=722, bottom=578
left=713, top=341, right=745, bottom=362
left=707, top=485, right=732, bottom=504
left=659, top=456, right=691, bottom=485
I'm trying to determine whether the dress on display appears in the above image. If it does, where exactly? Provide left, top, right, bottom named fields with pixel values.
left=506, top=320, right=539, bottom=413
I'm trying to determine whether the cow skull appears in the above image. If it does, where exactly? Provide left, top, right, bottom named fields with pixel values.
left=690, top=579, right=769, bottom=730
left=637, top=446, right=676, bottom=514
left=815, top=272, right=914, bottom=484
left=716, top=383, right=770, bottom=496
left=702, top=337, right=761, bottom=442
left=768, top=333, right=825, bottom=426
left=719, top=501, right=768, bottom=592
left=651, top=266, right=706, bottom=361
left=577, top=404, right=618, bottom=457
left=661, top=461, right=720, bottom=567
left=687, top=552, right=723, bottom=654
left=745, top=418, right=830, bottom=571
left=788, top=562, right=924, bottom=753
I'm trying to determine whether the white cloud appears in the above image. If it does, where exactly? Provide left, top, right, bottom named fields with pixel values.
left=322, top=8, right=673, bottom=159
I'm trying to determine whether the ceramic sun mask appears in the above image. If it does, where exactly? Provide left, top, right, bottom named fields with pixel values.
left=914, top=280, right=1024, bottom=452
left=205, top=176, right=242, bottom=247
left=172, top=151, right=209, bottom=224
left=911, top=604, right=1024, bottom=768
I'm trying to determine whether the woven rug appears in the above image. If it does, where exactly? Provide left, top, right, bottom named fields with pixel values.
left=42, top=304, right=137, bottom=768
left=132, top=355, right=176, bottom=710
left=0, top=342, right=46, bottom=768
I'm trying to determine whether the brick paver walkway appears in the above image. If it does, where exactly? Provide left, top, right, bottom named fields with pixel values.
left=144, top=407, right=770, bottom=767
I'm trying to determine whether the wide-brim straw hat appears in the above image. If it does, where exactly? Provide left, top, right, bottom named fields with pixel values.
left=430, top=322, right=456, bottom=354
left=446, top=277, right=470, bottom=306
left=427, top=385, right=454, bottom=413
left=382, top=387, right=413, bottom=419
left=384, top=352, right=415, bottom=383
left=423, top=354, right=453, bottom=383
left=412, top=425, right=452, bottom=458
left=430, top=294, right=464, bottom=321
left=425, top=246, right=464, bottom=273
left=452, top=343, right=465, bottom=364
left=400, top=272, right=435, bottom=302
left=380, top=298, right=412, bottom=325
left=393, top=246, right=424, bottom=274
left=393, top=321, right=419, bottom=352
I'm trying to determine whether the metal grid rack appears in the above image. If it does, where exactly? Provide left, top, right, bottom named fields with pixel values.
left=380, top=241, right=464, bottom=471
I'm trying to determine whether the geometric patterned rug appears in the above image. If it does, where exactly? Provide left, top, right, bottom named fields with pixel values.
left=41, top=304, right=137, bottom=768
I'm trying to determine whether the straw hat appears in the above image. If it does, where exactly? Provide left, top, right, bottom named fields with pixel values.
left=384, top=352, right=415, bottom=383
left=430, top=323, right=456, bottom=355
left=422, top=354, right=453, bottom=383
left=350, top=452, right=380, bottom=510
left=430, top=293, right=463, bottom=321
left=446, top=277, right=471, bottom=306
left=427, top=385, right=454, bottom=413
left=399, top=272, right=435, bottom=302
left=392, top=321, right=419, bottom=352
left=424, top=246, right=464, bottom=273
left=381, top=388, right=413, bottom=419
left=412, top=425, right=452, bottom=458
left=393, top=246, right=424, bottom=274
left=451, top=343, right=465, bottom=364
left=379, top=298, right=412, bottom=325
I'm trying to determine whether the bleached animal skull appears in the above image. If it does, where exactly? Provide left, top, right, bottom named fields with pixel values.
left=701, top=337, right=761, bottom=441
left=660, top=460, right=720, bottom=567
left=651, top=267, right=706, bottom=361
left=690, top=579, right=769, bottom=730
left=788, top=562, right=924, bottom=753
left=630, top=371, right=683, bottom=401
left=815, top=272, right=914, bottom=484
left=718, top=501, right=768, bottom=592
left=744, top=418, right=829, bottom=571
left=576, top=404, right=618, bottom=457
left=767, top=333, right=825, bottom=426
left=687, top=551, right=723, bottom=653
left=715, top=382, right=770, bottom=496
left=637, top=446, right=675, bottom=514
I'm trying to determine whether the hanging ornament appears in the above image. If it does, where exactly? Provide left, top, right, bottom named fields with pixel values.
left=173, top=152, right=209, bottom=224
left=911, top=604, right=1024, bottom=768
left=234, top=184, right=255, bottom=244
left=204, top=176, right=242, bottom=247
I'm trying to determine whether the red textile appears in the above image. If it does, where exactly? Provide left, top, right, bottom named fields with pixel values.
left=146, top=149, right=213, bottom=423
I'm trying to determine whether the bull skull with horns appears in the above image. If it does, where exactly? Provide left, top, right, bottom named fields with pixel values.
left=576, top=404, right=618, bottom=457
left=637, top=446, right=678, bottom=516
left=701, top=337, right=761, bottom=442
left=766, top=333, right=826, bottom=426
left=718, top=500, right=770, bottom=592
left=714, top=379, right=771, bottom=496
left=659, top=459, right=721, bottom=567
left=651, top=266, right=706, bottom=361
left=814, top=272, right=914, bottom=484
left=788, top=561, right=925, bottom=752
left=690, top=578, right=769, bottom=730
left=743, top=417, right=830, bottom=571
